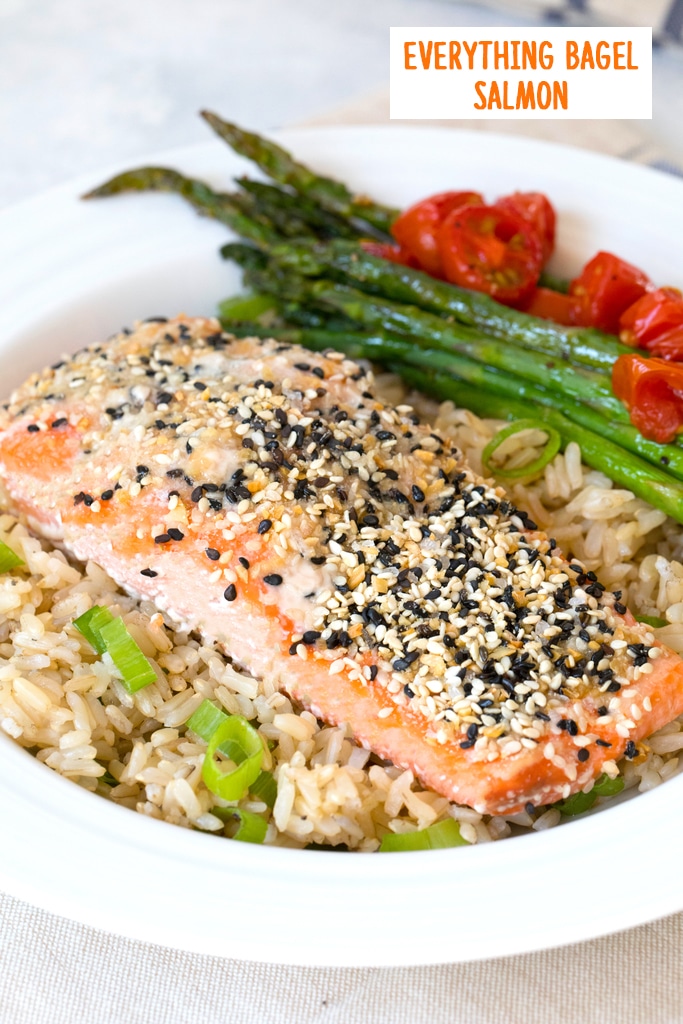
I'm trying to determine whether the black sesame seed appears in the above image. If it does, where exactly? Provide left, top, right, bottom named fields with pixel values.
left=577, top=748, right=590, bottom=762
left=239, top=556, right=250, bottom=569
left=205, top=547, right=220, bottom=561
left=302, top=631, right=321, bottom=644
left=167, top=528, right=184, bottom=541
left=411, top=484, right=425, bottom=503
left=223, top=584, right=237, bottom=602
left=140, top=568, right=158, bottom=578
left=264, top=574, right=283, bottom=586
left=596, top=739, right=611, bottom=747
left=154, top=533, right=171, bottom=544
left=624, top=740, right=638, bottom=759
left=100, top=490, right=114, bottom=501
left=26, top=424, right=40, bottom=433
left=51, top=418, right=68, bottom=428
left=190, top=486, right=204, bottom=503
left=258, top=519, right=272, bottom=534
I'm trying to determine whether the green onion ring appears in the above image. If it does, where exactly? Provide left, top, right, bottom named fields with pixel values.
left=73, top=605, right=115, bottom=654
left=202, top=715, right=263, bottom=801
left=249, top=769, right=278, bottom=808
left=556, top=772, right=624, bottom=816
left=481, top=418, right=561, bottom=480
left=0, top=539, right=24, bottom=574
left=98, top=617, right=157, bottom=694
left=214, top=806, right=268, bottom=844
left=218, top=292, right=277, bottom=322
left=187, top=699, right=228, bottom=742
left=635, top=614, right=667, bottom=629
left=188, top=700, right=277, bottom=805
left=379, top=818, right=467, bottom=852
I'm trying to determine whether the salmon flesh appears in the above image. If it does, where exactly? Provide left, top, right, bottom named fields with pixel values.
left=1, top=315, right=682, bottom=815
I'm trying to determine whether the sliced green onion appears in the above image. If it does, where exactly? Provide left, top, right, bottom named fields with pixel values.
left=538, top=271, right=570, bottom=294
left=556, top=772, right=625, bottom=816
left=98, top=617, right=157, bottom=694
left=249, top=770, right=277, bottom=809
left=202, top=715, right=263, bottom=801
left=635, top=614, right=668, bottom=629
left=187, top=699, right=229, bottom=741
left=0, top=539, right=24, bottom=573
left=482, top=419, right=561, bottom=480
left=593, top=774, right=625, bottom=798
left=379, top=818, right=467, bottom=852
left=73, top=605, right=116, bottom=654
left=218, top=292, right=278, bottom=322
left=555, top=788, right=598, bottom=816
left=188, top=700, right=275, bottom=803
left=213, top=806, right=268, bottom=844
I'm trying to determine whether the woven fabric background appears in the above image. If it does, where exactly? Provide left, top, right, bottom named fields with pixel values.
left=473, top=0, right=683, bottom=41
left=2, top=893, right=683, bottom=1024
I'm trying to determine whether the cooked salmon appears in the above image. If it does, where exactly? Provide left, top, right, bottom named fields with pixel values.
left=1, top=315, right=682, bottom=815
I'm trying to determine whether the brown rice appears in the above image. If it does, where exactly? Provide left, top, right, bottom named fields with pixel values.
left=1, top=380, right=682, bottom=850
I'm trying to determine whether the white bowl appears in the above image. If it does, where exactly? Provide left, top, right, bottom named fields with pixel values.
left=1, top=126, right=682, bottom=966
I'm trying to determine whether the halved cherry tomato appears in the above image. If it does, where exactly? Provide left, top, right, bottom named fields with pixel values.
left=437, top=203, right=543, bottom=307
left=360, top=240, right=422, bottom=268
left=619, top=287, right=683, bottom=348
left=647, top=328, right=683, bottom=362
left=522, top=287, right=573, bottom=325
left=569, top=251, right=650, bottom=334
left=391, top=191, right=483, bottom=276
left=612, top=354, right=683, bottom=443
left=495, top=192, right=556, bottom=263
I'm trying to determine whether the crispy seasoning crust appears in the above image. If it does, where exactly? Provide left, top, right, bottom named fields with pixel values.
left=0, top=314, right=680, bottom=814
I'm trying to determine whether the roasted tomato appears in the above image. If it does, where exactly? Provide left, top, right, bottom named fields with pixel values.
left=495, top=191, right=556, bottom=262
left=437, top=203, right=543, bottom=307
left=646, top=329, right=683, bottom=362
left=360, top=240, right=422, bottom=268
left=612, top=354, right=683, bottom=443
left=569, top=252, right=650, bottom=334
left=391, top=191, right=483, bottom=276
left=619, top=287, right=683, bottom=351
left=523, top=287, right=573, bottom=325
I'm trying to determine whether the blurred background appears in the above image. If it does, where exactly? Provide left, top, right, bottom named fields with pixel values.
left=1, top=0, right=682, bottom=206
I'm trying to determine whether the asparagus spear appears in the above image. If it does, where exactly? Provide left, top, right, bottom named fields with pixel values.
left=237, top=178, right=358, bottom=239
left=200, top=111, right=398, bottom=238
left=237, top=318, right=683, bottom=481
left=230, top=256, right=627, bottom=418
left=83, top=166, right=280, bottom=248
left=216, top=312, right=683, bottom=522
left=393, top=364, right=683, bottom=525
left=269, top=239, right=634, bottom=372
left=296, top=278, right=629, bottom=420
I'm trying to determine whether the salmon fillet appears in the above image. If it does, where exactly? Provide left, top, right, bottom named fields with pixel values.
left=1, top=314, right=682, bottom=815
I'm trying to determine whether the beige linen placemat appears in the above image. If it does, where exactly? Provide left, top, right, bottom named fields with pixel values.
left=2, top=892, right=683, bottom=1024
left=2, top=97, right=683, bottom=1024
